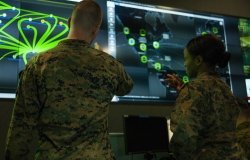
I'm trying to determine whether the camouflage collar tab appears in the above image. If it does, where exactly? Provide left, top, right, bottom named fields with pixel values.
left=59, top=39, right=90, bottom=47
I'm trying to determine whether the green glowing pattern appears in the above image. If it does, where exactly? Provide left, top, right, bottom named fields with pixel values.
left=201, top=31, right=207, bottom=35
left=128, top=38, right=135, bottom=46
left=122, top=26, right=189, bottom=81
left=154, top=62, right=161, bottom=71
left=182, top=76, right=189, bottom=84
left=153, top=41, right=160, bottom=49
left=212, top=27, right=218, bottom=34
left=140, top=43, right=147, bottom=51
left=139, top=29, right=146, bottom=36
left=0, top=1, right=69, bottom=64
left=140, top=55, right=148, bottom=63
left=238, top=18, right=250, bottom=75
left=123, top=27, right=130, bottom=35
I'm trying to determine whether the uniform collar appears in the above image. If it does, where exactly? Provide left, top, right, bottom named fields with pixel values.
left=59, top=39, right=90, bottom=47
left=197, top=71, right=219, bottom=79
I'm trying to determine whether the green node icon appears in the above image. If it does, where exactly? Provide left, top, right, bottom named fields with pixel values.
left=140, top=29, right=146, bottom=36
left=153, top=41, right=160, bottom=49
left=140, top=55, right=148, bottom=63
left=154, top=62, right=162, bottom=71
left=201, top=32, right=207, bottom=35
left=212, top=27, right=218, bottom=34
left=140, top=43, right=147, bottom=51
left=123, top=27, right=130, bottom=35
left=128, top=38, right=135, bottom=46
left=182, top=76, right=189, bottom=84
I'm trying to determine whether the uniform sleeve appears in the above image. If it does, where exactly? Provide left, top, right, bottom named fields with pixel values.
left=170, top=86, right=205, bottom=160
left=237, top=122, right=250, bottom=159
left=5, top=63, right=41, bottom=160
left=114, top=62, right=133, bottom=96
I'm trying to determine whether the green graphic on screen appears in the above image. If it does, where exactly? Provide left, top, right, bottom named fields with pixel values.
left=239, top=18, right=250, bottom=75
left=0, top=1, right=69, bottom=64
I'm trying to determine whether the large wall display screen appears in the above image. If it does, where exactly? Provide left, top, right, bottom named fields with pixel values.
left=0, top=0, right=248, bottom=105
left=107, top=0, right=232, bottom=103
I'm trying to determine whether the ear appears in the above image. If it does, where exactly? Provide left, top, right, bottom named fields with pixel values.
left=92, top=28, right=97, bottom=36
left=195, top=55, right=203, bottom=66
left=67, top=17, right=71, bottom=29
left=91, top=25, right=99, bottom=37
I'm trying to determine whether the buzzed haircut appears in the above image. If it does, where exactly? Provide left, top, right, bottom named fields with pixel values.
left=71, top=0, right=102, bottom=33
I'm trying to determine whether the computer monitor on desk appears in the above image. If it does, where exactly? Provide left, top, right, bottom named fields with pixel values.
left=123, top=115, right=169, bottom=157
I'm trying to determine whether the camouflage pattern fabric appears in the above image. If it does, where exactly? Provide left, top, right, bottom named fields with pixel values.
left=170, top=72, right=241, bottom=160
left=5, top=39, right=133, bottom=160
left=237, top=121, right=250, bottom=160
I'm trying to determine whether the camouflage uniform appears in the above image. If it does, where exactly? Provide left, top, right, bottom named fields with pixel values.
left=5, top=39, right=133, bottom=160
left=170, top=72, right=240, bottom=160
left=237, top=121, right=250, bottom=160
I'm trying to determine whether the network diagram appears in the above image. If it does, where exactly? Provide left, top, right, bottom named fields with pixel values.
left=0, top=1, right=69, bottom=64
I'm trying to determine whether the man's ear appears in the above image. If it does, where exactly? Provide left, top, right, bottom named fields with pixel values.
left=68, top=17, right=71, bottom=29
left=195, top=55, right=203, bottom=66
left=91, top=25, right=99, bottom=37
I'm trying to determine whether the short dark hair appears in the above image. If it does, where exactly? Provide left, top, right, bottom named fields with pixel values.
left=186, top=34, right=230, bottom=68
left=71, top=0, right=102, bottom=32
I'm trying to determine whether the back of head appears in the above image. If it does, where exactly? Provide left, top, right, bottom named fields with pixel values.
left=186, top=34, right=230, bottom=68
left=71, top=0, right=102, bottom=35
